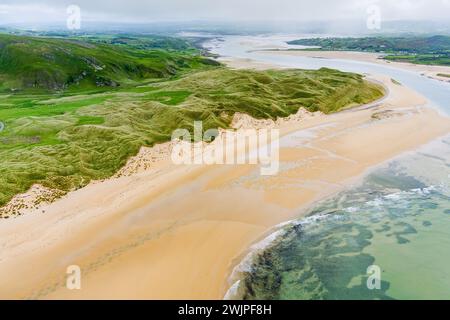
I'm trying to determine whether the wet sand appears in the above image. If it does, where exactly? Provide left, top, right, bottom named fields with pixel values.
left=0, top=65, right=449, bottom=299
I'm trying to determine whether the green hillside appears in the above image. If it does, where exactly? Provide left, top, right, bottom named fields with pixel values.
left=0, top=34, right=216, bottom=92
left=83, top=34, right=195, bottom=51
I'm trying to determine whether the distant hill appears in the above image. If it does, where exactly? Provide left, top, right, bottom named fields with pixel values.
left=85, top=35, right=195, bottom=51
left=287, top=36, right=450, bottom=66
left=0, top=34, right=217, bottom=92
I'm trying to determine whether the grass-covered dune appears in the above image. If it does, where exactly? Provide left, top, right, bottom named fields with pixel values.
left=0, top=34, right=216, bottom=92
left=0, top=65, right=384, bottom=208
left=288, top=36, right=450, bottom=66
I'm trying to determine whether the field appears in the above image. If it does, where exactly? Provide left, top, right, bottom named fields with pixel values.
left=0, top=34, right=384, bottom=209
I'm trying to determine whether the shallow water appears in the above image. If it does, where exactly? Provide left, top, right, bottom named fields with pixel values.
left=212, top=35, right=450, bottom=300
left=239, top=136, right=450, bottom=300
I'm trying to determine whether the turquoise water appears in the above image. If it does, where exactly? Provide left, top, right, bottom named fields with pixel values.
left=211, top=36, right=450, bottom=300
left=238, top=137, right=450, bottom=300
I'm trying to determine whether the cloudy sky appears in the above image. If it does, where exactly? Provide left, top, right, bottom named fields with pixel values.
left=0, top=0, right=449, bottom=25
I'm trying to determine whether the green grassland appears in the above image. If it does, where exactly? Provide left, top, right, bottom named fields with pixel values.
left=0, top=33, right=216, bottom=92
left=0, top=34, right=384, bottom=208
left=287, top=36, right=450, bottom=66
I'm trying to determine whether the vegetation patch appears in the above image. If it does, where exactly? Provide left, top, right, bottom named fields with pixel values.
left=0, top=34, right=217, bottom=92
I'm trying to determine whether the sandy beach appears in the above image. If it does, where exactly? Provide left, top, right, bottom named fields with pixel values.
left=0, top=58, right=449, bottom=299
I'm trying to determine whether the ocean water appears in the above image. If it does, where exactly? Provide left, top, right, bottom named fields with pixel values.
left=237, top=136, right=450, bottom=300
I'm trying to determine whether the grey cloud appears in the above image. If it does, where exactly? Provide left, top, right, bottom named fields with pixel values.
left=0, top=0, right=449, bottom=24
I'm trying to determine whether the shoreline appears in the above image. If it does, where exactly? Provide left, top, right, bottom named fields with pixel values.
left=223, top=128, right=450, bottom=299
left=0, top=57, right=449, bottom=299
